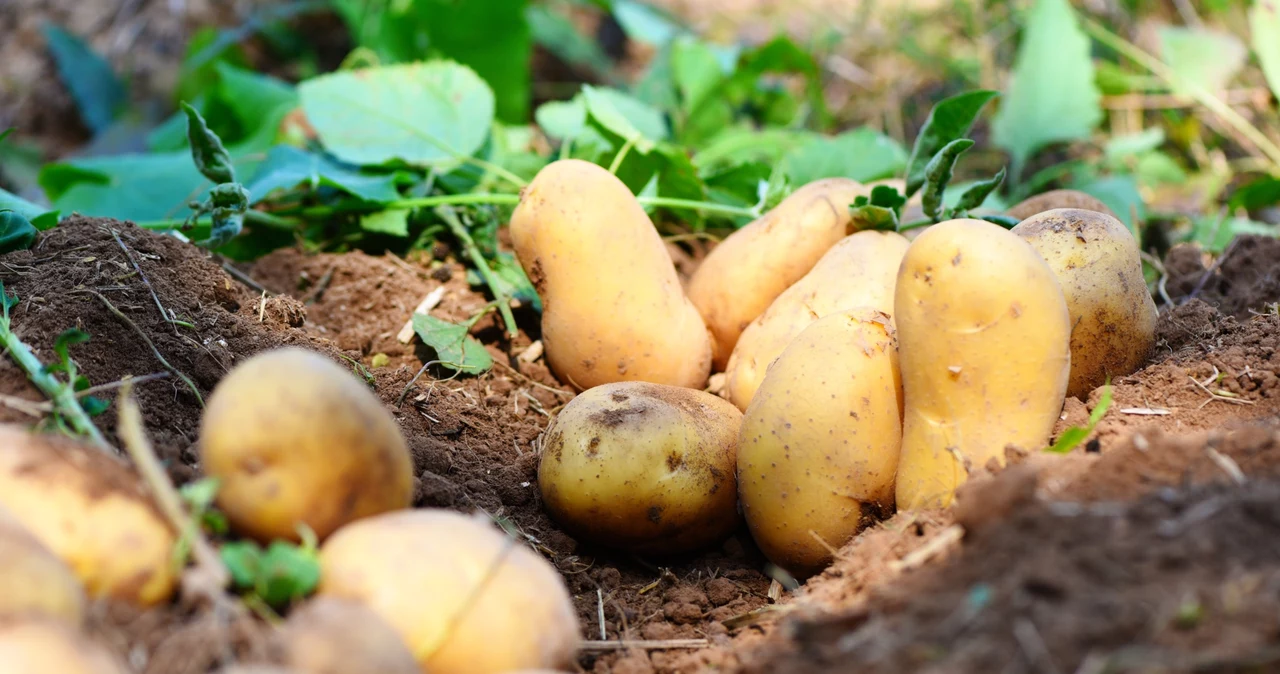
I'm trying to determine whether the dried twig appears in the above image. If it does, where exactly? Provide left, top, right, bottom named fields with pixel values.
left=111, top=228, right=176, bottom=335
left=86, top=291, right=204, bottom=406
left=890, top=524, right=965, bottom=573
left=580, top=639, right=709, bottom=651
left=397, top=286, right=447, bottom=343
left=220, top=260, right=273, bottom=296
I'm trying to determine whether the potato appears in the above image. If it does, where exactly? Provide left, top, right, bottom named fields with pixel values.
left=0, top=426, right=177, bottom=606
left=688, top=178, right=872, bottom=369
left=0, top=619, right=127, bottom=674
left=723, top=230, right=910, bottom=410
left=1006, top=189, right=1118, bottom=221
left=317, top=510, right=579, bottom=674
left=511, top=159, right=712, bottom=390
left=1013, top=209, right=1158, bottom=398
left=538, top=381, right=741, bottom=555
left=277, top=597, right=418, bottom=674
left=894, top=219, right=1071, bottom=511
left=738, top=308, right=903, bottom=577
left=0, top=505, right=85, bottom=624
left=200, top=346, right=413, bottom=543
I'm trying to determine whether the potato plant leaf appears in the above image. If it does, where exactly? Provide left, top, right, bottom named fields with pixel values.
left=244, top=146, right=404, bottom=204
left=182, top=102, right=236, bottom=184
left=220, top=536, right=320, bottom=609
left=41, top=23, right=127, bottom=135
left=1047, top=385, right=1113, bottom=454
left=922, top=139, right=974, bottom=221
left=413, top=314, right=493, bottom=375
left=1251, top=0, right=1280, bottom=100
left=904, top=90, right=998, bottom=198
left=980, top=214, right=1021, bottom=229
left=950, top=167, right=1007, bottom=216
left=781, top=128, right=907, bottom=187
left=0, top=211, right=39, bottom=254
left=1159, top=26, right=1247, bottom=96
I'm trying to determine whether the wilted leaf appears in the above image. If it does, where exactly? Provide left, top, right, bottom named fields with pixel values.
left=904, top=90, right=998, bottom=197
left=183, top=102, right=236, bottom=184
left=922, top=139, right=974, bottom=220
left=951, top=167, right=1006, bottom=215
left=413, top=314, right=493, bottom=375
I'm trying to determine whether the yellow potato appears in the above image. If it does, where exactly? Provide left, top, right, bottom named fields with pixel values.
left=0, top=505, right=85, bottom=624
left=510, top=159, right=712, bottom=390
left=1013, top=209, right=1158, bottom=398
left=317, top=510, right=579, bottom=674
left=894, top=219, right=1071, bottom=511
left=738, top=308, right=903, bottom=577
left=538, top=381, right=741, bottom=555
left=0, top=619, right=127, bottom=674
left=277, top=597, right=418, bottom=674
left=200, top=347, right=413, bottom=543
left=723, top=230, right=910, bottom=410
left=688, top=178, right=872, bottom=369
left=0, top=426, right=177, bottom=606
left=1006, top=189, right=1118, bottom=221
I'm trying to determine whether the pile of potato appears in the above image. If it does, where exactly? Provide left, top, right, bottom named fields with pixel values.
left=513, top=160, right=1156, bottom=577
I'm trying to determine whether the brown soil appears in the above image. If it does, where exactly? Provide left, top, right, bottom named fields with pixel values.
left=3, top=220, right=1280, bottom=673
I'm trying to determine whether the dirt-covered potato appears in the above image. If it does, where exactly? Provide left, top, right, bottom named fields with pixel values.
left=894, top=220, right=1071, bottom=511
left=276, top=597, right=418, bottom=674
left=723, top=230, right=910, bottom=410
left=538, top=381, right=742, bottom=555
left=510, top=159, right=712, bottom=390
left=317, top=510, right=579, bottom=674
left=200, top=347, right=413, bottom=543
left=688, top=178, right=872, bottom=369
left=0, top=619, right=127, bottom=674
left=1006, top=189, right=1118, bottom=221
left=0, top=426, right=177, bottom=606
left=738, top=309, right=903, bottom=577
left=0, top=505, right=85, bottom=624
left=1013, top=208, right=1158, bottom=398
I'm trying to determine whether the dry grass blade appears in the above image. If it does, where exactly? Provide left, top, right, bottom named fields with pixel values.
left=86, top=290, right=205, bottom=406
left=580, top=639, right=709, bottom=651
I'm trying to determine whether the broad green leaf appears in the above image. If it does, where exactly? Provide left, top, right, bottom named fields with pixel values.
left=1047, top=385, right=1112, bottom=453
left=412, top=314, right=493, bottom=375
left=257, top=541, right=321, bottom=608
left=701, top=160, right=772, bottom=208
left=1251, top=0, right=1280, bottom=100
left=0, top=212, right=39, bottom=254
left=671, top=37, right=732, bottom=143
left=1104, top=128, right=1166, bottom=161
left=582, top=85, right=670, bottom=148
left=41, top=23, right=127, bottom=134
left=220, top=542, right=261, bottom=589
left=1192, top=214, right=1277, bottom=253
left=535, top=100, right=588, bottom=140
left=922, top=139, right=974, bottom=220
left=176, top=26, right=251, bottom=107
left=0, top=187, right=47, bottom=222
left=903, top=90, right=998, bottom=197
left=1072, top=174, right=1146, bottom=232
left=1159, top=26, right=1246, bottom=95
left=613, top=0, right=682, bottom=46
left=418, top=0, right=531, bottom=123
left=731, top=36, right=830, bottom=128
left=781, top=128, right=907, bottom=186
left=360, top=208, right=410, bottom=237
left=526, top=4, right=613, bottom=77
left=992, top=0, right=1101, bottom=174
left=298, top=62, right=495, bottom=168
left=1229, top=175, right=1280, bottom=211
left=244, top=146, right=403, bottom=204
left=215, top=63, right=298, bottom=132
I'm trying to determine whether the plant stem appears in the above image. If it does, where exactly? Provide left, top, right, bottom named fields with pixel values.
left=636, top=197, right=757, bottom=218
left=392, top=193, right=522, bottom=210
left=134, top=209, right=297, bottom=232
left=437, top=207, right=519, bottom=338
left=461, top=156, right=529, bottom=189
left=608, top=137, right=638, bottom=174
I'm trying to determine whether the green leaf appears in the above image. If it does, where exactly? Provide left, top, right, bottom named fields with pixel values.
left=467, top=252, right=541, bottom=312
left=992, top=0, right=1101, bottom=174
left=0, top=187, right=48, bottom=223
left=412, top=314, right=493, bottom=375
left=582, top=85, right=670, bottom=150
left=671, top=37, right=733, bottom=144
left=1191, top=214, right=1277, bottom=253
left=1251, top=0, right=1280, bottom=100
left=79, top=396, right=110, bottom=417
left=41, top=23, right=127, bottom=134
left=1046, top=384, right=1112, bottom=453
left=220, top=541, right=262, bottom=589
left=951, top=167, right=1006, bottom=215
left=922, top=139, right=974, bottom=221
left=257, top=541, right=321, bottom=608
left=526, top=5, right=613, bottom=77
left=415, top=0, right=532, bottom=123
left=1159, top=26, right=1246, bottom=95
left=1104, top=128, right=1166, bottom=161
left=179, top=477, right=222, bottom=512
left=695, top=127, right=815, bottom=170
left=903, top=90, right=998, bottom=198
left=1229, top=175, right=1280, bottom=211
left=612, top=0, right=683, bottom=46
left=176, top=26, right=251, bottom=107
left=980, top=214, right=1021, bottom=229
left=360, top=209, right=411, bottom=237
left=0, top=211, right=39, bottom=254
left=1072, top=174, right=1147, bottom=232
left=781, top=128, right=907, bottom=187
left=849, top=204, right=899, bottom=231
left=183, top=102, right=237, bottom=184
left=298, top=62, right=496, bottom=169
left=214, top=63, right=298, bottom=131
left=244, top=146, right=403, bottom=204
left=730, top=36, right=830, bottom=129
left=52, top=328, right=91, bottom=367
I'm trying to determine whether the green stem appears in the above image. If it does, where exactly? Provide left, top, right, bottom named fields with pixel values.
left=392, top=193, right=522, bottom=210
left=460, top=156, right=529, bottom=189
left=899, top=218, right=934, bottom=231
left=437, top=207, right=519, bottom=338
left=134, top=209, right=299, bottom=232
left=636, top=197, right=758, bottom=219
left=608, top=137, right=637, bottom=175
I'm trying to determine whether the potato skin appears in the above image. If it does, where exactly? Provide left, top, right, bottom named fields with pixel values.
left=277, top=597, right=418, bottom=674
left=738, top=309, right=903, bottom=577
left=0, top=506, right=86, bottom=625
left=894, top=219, right=1071, bottom=511
left=200, top=347, right=413, bottom=543
left=688, top=178, right=872, bottom=369
left=723, top=230, right=910, bottom=410
left=317, top=510, right=579, bottom=674
left=510, top=159, right=712, bottom=390
left=1006, top=189, right=1118, bottom=221
left=538, top=381, right=741, bottom=555
left=1013, top=209, right=1158, bottom=398
left=0, top=426, right=177, bottom=606
left=0, top=619, right=128, bottom=674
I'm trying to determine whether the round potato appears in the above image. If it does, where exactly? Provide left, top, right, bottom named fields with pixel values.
left=200, top=347, right=414, bottom=543
left=277, top=597, right=418, bottom=674
left=317, top=510, right=579, bottom=674
left=0, top=505, right=85, bottom=624
left=1006, top=189, right=1118, bottom=221
left=0, top=426, right=177, bottom=606
left=723, top=230, right=910, bottom=410
left=894, top=219, right=1071, bottom=511
left=511, top=159, right=712, bottom=390
left=0, top=619, right=127, bottom=674
left=1013, top=208, right=1158, bottom=398
left=738, top=308, right=903, bottom=577
left=539, top=381, right=741, bottom=555
left=688, top=178, right=872, bottom=369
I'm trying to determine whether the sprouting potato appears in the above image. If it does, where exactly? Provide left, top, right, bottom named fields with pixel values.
left=276, top=597, right=419, bottom=674
left=0, top=425, right=177, bottom=606
left=200, top=347, right=414, bottom=543
left=893, top=219, right=1071, bottom=511
left=738, top=308, right=903, bottom=577
left=0, top=619, right=128, bottom=674
left=538, top=381, right=741, bottom=555
left=0, top=505, right=86, bottom=625
left=1006, top=189, right=1118, bottom=221
left=687, top=178, right=873, bottom=369
left=510, top=159, right=712, bottom=390
left=1013, top=208, right=1158, bottom=398
left=723, top=230, right=910, bottom=410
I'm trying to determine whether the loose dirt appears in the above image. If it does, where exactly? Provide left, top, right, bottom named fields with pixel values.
left=2, top=224, right=1280, bottom=673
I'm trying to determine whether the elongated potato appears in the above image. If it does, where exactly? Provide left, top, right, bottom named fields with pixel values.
left=894, top=219, right=1070, bottom=511
left=539, top=381, right=741, bottom=555
left=1007, top=189, right=1118, bottom=221
left=688, top=178, right=872, bottom=368
left=1013, top=209, right=1158, bottom=398
left=738, top=309, right=903, bottom=577
left=0, top=505, right=85, bottom=625
left=511, top=159, right=712, bottom=390
left=0, top=426, right=177, bottom=606
left=0, top=619, right=127, bottom=674
left=723, top=230, right=910, bottom=410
